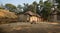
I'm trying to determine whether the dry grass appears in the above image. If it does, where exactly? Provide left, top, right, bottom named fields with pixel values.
left=0, top=9, right=17, bottom=18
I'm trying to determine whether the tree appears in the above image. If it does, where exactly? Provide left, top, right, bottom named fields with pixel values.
left=16, top=5, right=23, bottom=14
left=27, top=5, right=34, bottom=12
left=17, top=5, right=22, bottom=9
left=56, top=0, right=60, bottom=3
left=36, top=0, right=44, bottom=15
left=39, top=0, right=44, bottom=7
left=32, top=1, right=37, bottom=13
left=23, top=3, right=29, bottom=12
left=5, top=4, right=17, bottom=12
left=41, top=1, right=52, bottom=20
left=56, top=0, right=60, bottom=9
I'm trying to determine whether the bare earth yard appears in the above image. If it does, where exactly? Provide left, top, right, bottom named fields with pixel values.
left=0, top=22, right=60, bottom=33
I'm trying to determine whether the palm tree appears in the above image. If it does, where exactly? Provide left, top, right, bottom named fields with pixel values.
left=32, top=1, right=37, bottom=13
left=23, top=3, right=29, bottom=12
left=39, top=0, right=44, bottom=7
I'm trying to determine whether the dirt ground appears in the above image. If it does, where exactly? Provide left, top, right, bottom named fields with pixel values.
left=0, top=22, right=60, bottom=33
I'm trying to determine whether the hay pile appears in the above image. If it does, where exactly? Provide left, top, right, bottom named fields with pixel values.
left=0, top=9, right=17, bottom=18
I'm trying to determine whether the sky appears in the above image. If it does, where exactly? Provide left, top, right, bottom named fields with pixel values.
left=0, top=0, right=46, bottom=6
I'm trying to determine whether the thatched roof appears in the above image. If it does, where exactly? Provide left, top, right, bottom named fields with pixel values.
left=50, top=8, right=60, bottom=15
left=0, top=9, right=17, bottom=18
left=24, top=11, right=41, bottom=17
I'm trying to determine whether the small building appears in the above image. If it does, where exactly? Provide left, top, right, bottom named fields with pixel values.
left=18, top=11, right=44, bottom=22
left=49, top=8, right=60, bottom=22
left=18, top=14, right=28, bottom=22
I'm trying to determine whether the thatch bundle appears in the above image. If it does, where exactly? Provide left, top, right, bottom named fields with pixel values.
left=0, top=9, right=17, bottom=18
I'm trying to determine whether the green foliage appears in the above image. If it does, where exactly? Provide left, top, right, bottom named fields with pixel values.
left=5, top=4, right=16, bottom=9
left=27, top=5, right=34, bottom=12
left=17, top=5, right=22, bottom=9
left=41, top=1, right=52, bottom=20
left=56, top=0, right=60, bottom=3
left=39, top=0, right=44, bottom=7
left=41, top=8, right=49, bottom=19
left=5, top=4, right=17, bottom=12
left=23, top=1, right=38, bottom=13
left=56, top=0, right=60, bottom=9
left=23, top=3, right=29, bottom=12
left=32, top=1, right=37, bottom=13
left=17, top=5, right=23, bottom=13
left=33, top=1, right=37, bottom=5
left=44, top=1, right=52, bottom=7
